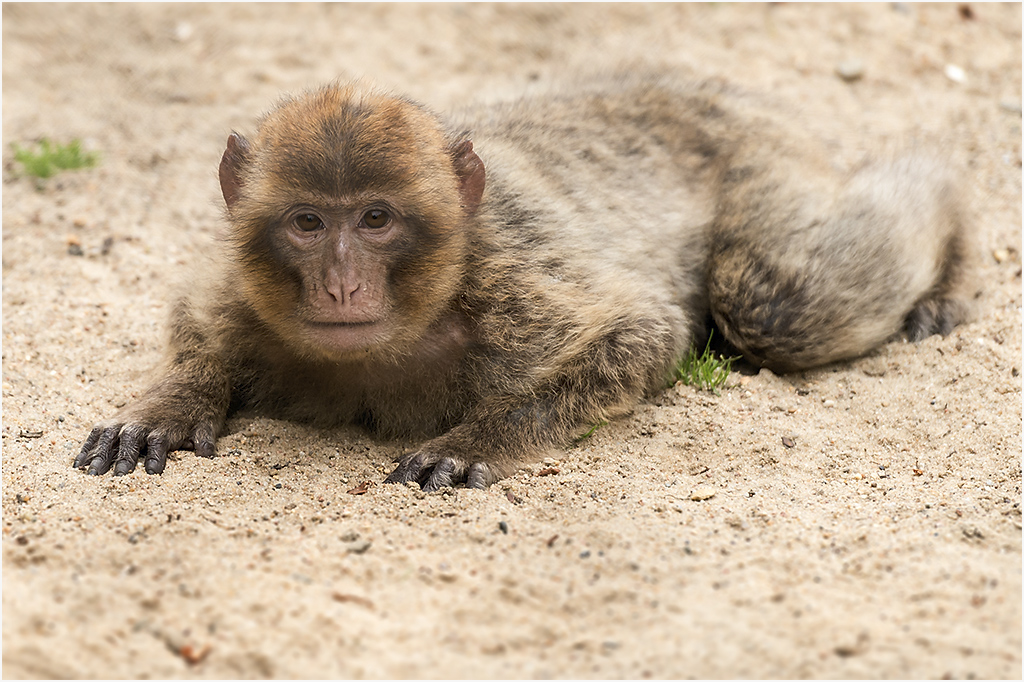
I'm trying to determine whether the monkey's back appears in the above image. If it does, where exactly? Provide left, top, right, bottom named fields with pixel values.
left=453, top=78, right=733, bottom=364
left=451, top=75, right=968, bottom=377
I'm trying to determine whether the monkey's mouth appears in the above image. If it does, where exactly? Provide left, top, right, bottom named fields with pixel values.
left=303, top=320, right=385, bottom=352
left=306, top=320, right=379, bottom=327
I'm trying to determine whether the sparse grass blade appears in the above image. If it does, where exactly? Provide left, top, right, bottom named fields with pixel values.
left=574, top=419, right=608, bottom=443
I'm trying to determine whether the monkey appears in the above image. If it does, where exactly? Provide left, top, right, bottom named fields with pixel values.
left=75, top=73, right=970, bottom=490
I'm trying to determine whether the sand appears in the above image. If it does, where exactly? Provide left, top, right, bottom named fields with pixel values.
left=2, top=3, right=1021, bottom=679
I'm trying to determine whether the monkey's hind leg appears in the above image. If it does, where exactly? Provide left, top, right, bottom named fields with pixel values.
left=708, top=154, right=970, bottom=373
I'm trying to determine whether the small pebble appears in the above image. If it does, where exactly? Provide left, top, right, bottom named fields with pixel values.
left=944, top=64, right=966, bottom=83
left=993, top=248, right=1010, bottom=263
left=345, top=540, right=372, bottom=555
left=823, top=399, right=836, bottom=408
left=999, top=100, right=1022, bottom=115
left=835, top=60, right=865, bottom=82
left=173, top=21, right=194, bottom=42
left=498, top=521, right=508, bottom=534
left=690, top=486, right=716, bottom=501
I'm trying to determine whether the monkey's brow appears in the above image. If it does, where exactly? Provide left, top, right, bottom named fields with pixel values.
left=270, top=187, right=396, bottom=213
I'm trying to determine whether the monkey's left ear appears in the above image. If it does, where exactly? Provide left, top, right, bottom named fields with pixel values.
left=450, top=140, right=486, bottom=217
left=219, top=133, right=252, bottom=211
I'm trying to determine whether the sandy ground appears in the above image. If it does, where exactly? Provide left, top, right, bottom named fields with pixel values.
left=2, top=3, right=1021, bottom=679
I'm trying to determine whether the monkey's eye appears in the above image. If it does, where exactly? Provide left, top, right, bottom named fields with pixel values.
left=361, top=209, right=390, bottom=229
left=294, top=214, right=325, bottom=232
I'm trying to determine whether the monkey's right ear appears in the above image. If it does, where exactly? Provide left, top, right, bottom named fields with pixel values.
left=219, top=133, right=251, bottom=210
left=450, top=140, right=486, bottom=217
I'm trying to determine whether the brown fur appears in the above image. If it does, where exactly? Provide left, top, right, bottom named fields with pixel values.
left=76, top=74, right=970, bottom=489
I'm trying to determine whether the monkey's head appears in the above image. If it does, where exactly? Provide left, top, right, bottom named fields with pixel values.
left=219, top=83, right=485, bottom=360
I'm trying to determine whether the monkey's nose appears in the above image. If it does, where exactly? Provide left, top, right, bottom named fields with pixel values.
left=322, top=265, right=350, bottom=300
left=322, top=275, right=363, bottom=306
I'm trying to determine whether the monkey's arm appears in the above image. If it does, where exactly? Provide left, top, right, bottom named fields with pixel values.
left=386, top=312, right=679, bottom=491
left=75, top=301, right=231, bottom=476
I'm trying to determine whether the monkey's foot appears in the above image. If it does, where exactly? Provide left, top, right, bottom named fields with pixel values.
left=385, top=452, right=500, bottom=491
left=904, top=295, right=967, bottom=342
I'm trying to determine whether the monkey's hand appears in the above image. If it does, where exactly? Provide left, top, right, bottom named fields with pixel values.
left=384, top=393, right=564, bottom=491
left=385, top=444, right=504, bottom=492
left=75, top=369, right=230, bottom=476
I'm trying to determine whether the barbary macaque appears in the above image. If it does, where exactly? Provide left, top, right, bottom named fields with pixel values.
left=76, top=74, right=969, bottom=489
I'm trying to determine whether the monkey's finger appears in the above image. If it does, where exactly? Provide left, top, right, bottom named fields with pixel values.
left=85, top=428, right=120, bottom=475
left=193, top=424, right=216, bottom=459
left=144, top=433, right=170, bottom=475
left=466, top=462, right=499, bottom=489
left=113, top=425, right=148, bottom=476
left=384, top=452, right=429, bottom=485
left=74, top=426, right=105, bottom=468
left=422, top=457, right=468, bottom=492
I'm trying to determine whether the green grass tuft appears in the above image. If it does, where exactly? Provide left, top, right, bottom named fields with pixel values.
left=12, top=138, right=98, bottom=179
left=671, top=333, right=738, bottom=394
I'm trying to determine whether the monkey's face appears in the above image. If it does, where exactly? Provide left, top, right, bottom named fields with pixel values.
left=274, top=202, right=409, bottom=354
left=220, top=84, right=484, bottom=360
left=252, top=196, right=456, bottom=359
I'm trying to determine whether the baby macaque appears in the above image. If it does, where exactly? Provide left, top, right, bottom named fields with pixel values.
left=76, top=74, right=969, bottom=490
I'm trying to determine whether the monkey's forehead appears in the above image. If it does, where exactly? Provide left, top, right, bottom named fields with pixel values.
left=248, top=85, right=455, bottom=195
